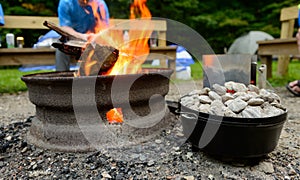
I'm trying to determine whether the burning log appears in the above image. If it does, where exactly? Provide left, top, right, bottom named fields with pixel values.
left=43, top=20, right=119, bottom=74
left=77, top=43, right=119, bottom=76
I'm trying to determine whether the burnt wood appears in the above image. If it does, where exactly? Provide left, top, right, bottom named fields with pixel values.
left=78, top=43, right=119, bottom=76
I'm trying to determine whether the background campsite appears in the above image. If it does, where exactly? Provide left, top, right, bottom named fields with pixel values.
left=0, top=0, right=300, bottom=93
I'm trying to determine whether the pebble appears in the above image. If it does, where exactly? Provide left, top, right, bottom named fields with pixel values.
left=247, top=98, right=265, bottom=106
left=241, top=106, right=263, bottom=118
left=155, top=139, right=162, bottom=144
left=183, top=175, right=195, bottom=180
left=227, top=98, right=247, bottom=113
left=198, top=95, right=212, bottom=104
left=208, top=174, right=215, bottom=180
left=101, top=172, right=112, bottom=179
left=209, top=100, right=225, bottom=116
left=208, top=91, right=222, bottom=101
left=212, top=84, right=227, bottom=96
left=5, top=135, right=12, bottom=141
left=257, top=161, right=274, bottom=174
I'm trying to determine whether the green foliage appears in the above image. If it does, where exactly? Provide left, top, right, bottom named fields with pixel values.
left=268, top=60, right=300, bottom=86
left=0, top=67, right=53, bottom=94
left=1, top=0, right=299, bottom=52
left=0, top=0, right=59, bottom=47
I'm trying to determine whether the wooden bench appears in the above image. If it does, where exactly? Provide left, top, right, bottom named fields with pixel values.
left=257, top=5, right=299, bottom=78
left=0, top=15, right=177, bottom=78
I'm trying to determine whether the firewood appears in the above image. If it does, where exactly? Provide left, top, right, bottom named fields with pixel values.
left=78, top=43, right=119, bottom=76
left=43, top=21, right=86, bottom=42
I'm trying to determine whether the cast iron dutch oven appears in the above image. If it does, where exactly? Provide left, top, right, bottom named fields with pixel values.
left=178, top=97, right=288, bottom=158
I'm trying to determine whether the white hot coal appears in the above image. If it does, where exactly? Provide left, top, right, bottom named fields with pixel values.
left=180, top=81, right=286, bottom=118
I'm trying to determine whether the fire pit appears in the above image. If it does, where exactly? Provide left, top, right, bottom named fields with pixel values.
left=21, top=68, right=174, bottom=152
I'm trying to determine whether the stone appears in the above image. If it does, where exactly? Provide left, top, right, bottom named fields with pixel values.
left=181, top=96, right=195, bottom=107
left=247, top=91, right=259, bottom=98
left=189, top=105, right=199, bottom=111
left=259, top=89, right=273, bottom=102
left=224, top=81, right=235, bottom=91
left=248, top=84, right=260, bottom=94
left=101, top=172, right=112, bottom=179
left=233, top=92, right=247, bottom=99
left=227, top=98, right=247, bottom=113
left=270, top=92, right=281, bottom=103
left=212, top=84, right=227, bottom=96
left=208, top=174, right=215, bottom=180
left=4, top=136, right=12, bottom=141
left=147, top=160, right=155, bottom=167
left=209, top=100, right=225, bottom=116
left=155, top=139, right=162, bottom=144
left=183, top=176, right=195, bottom=180
left=224, top=99, right=234, bottom=107
left=224, top=107, right=237, bottom=117
left=198, top=95, right=212, bottom=104
left=241, top=106, right=263, bottom=118
left=257, top=161, right=274, bottom=174
left=247, top=98, right=265, bottom=106
left=199, top=104, right=210, bottom=114
left=232, top=82, right=248, bottom=92
left=238, top=93, right=252, bottom=101
left=270, top=102, right=286, bottom=111
left=208, top=91, right=222, bottom=101
left=221, top=93, right=234, bottom=103
left=263, top=105, right=285, bottom=117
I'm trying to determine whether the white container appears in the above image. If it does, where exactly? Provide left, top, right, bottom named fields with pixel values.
left=176, top=66, right=191, bottom=80
left=16, top=36, right=24, bottom=48
left=6, top=33, right=15, bottom=48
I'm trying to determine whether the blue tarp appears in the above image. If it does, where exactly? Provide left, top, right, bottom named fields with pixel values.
left=0, top=4, right=4, bottom=26
left=19, top=65, right=78, bottom=72
left=175, top=45, right=194, bottom=67
left=37, top=30, right=61, bottom=42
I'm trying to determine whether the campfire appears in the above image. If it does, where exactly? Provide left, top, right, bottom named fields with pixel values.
left=44, top=0, right=156, bottom=124
left=21, top=0, right=175, bottom=152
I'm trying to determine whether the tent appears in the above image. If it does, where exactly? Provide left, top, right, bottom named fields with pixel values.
left=228, top=31, right=274, bottom=54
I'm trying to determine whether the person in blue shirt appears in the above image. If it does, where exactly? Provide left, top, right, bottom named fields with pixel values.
left=56, top=0, right=109, bottom=71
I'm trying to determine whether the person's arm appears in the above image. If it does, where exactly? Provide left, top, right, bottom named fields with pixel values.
left=60, top=26, right=92, bottom=41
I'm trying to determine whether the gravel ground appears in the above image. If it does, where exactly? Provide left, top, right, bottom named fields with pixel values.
left=0, top=80, right=299, bottom=179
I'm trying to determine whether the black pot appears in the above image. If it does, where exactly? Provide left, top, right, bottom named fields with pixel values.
left=179, top=102, right=287, bottom=158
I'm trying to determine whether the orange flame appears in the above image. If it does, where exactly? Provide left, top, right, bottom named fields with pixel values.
left=79, top=0, right=153, bottom=124
left=130, top=0, right=152, bottom=19
left=106, top=108, right=123, bottom=124
left=87, top=0, right=109, bottom=33
left=91, top=0, right=153, bottom=75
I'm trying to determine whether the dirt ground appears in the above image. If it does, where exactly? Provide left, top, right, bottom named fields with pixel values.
left=0, top=80, right=299, bottom=179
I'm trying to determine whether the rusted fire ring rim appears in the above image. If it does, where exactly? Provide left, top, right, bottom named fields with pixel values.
left=21, top=68, right=174, bottom=82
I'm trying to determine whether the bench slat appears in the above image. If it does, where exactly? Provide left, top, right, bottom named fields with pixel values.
left=2, top=15, right=167, bottom=31
left=3, top=16, right=59, bottom=29
left=280, top=5, right=298, bottom=21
